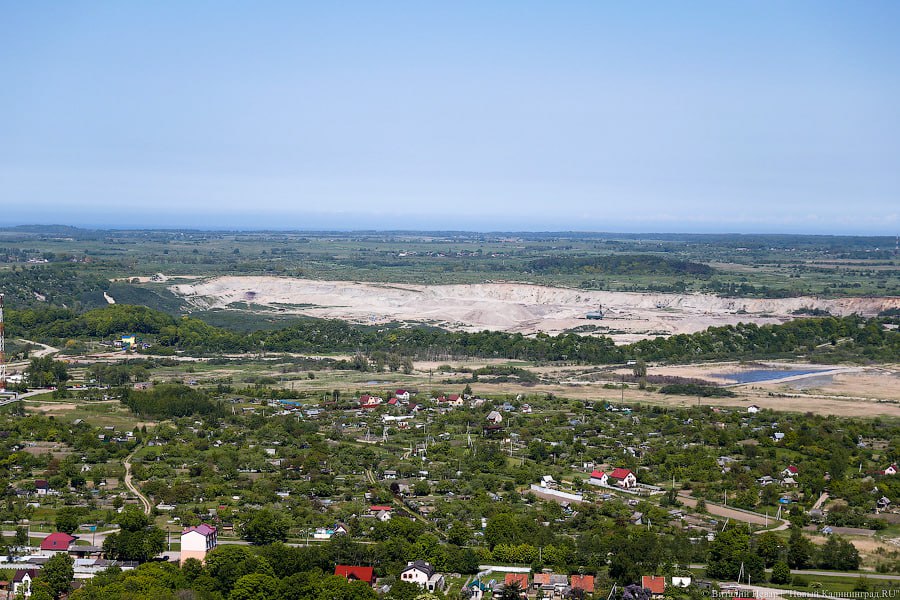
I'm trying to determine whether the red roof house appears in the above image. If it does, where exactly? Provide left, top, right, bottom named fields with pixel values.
left=41, top=532, right=76, bottom=552
left=505, top=572, right=529, bottom=592
left=571, top=574, right=595, bottom=593
left=608, top=468, right=637, bottom=488
left=334, top=565, right=374, bottom=584
left=642, top=576, right=665, bottom=597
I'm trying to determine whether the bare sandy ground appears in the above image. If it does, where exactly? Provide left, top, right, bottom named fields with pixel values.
left=170, top=276, right=900, bottom=343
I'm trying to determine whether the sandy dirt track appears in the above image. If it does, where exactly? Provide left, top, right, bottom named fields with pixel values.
left=171, top=276, right=900, bottom=342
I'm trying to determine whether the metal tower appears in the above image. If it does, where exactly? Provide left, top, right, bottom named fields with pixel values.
left=0, top=294, right=5, bottom=392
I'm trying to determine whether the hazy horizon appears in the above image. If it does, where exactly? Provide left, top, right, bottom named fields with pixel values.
left=3, top=3, right=899, bottom=235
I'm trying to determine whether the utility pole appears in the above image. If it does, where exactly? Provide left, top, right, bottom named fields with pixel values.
left=0, top=294, right=6, bottom=392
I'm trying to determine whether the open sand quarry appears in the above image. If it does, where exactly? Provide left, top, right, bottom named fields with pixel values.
left=170, top=276, right=900, bottom=343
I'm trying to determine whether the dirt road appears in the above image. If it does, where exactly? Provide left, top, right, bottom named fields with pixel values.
left=123, top=448, right=152, bottom=515
left=678, top=492, right=787, bottom=529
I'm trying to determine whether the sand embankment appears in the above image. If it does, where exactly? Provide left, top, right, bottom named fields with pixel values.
left=170, top=276, right=899, bottom=343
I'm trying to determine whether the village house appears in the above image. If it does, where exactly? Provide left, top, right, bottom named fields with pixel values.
left=12, top=569, right=37, bottom=598
left=642, top=576, right=666, bottom=598
left=588, top=470, right=608, bottom=486
left=747, top=405, right=760, bottom=414
left=395, top=389, right=411, bottom=402
left=180, top=524, right=217, bottom=564
left=881, top=464, right=899, bottom=476
left=436, top=394, right=464, bottom=408
left=533, top=573, right=569, bottom=596
left=781, top=465, right=799, bottom=478
left=504, top=573, right=529, bottom=596
left=571, top=574, right=595, bottom=595
left=465, top=579, right=489, bottom=600
left=334, top=565, right=374, bottom=586
left=399, top=560, right=445, bottom=592
left=41, top=532, right=76, bottom=553
left=486, top=411, right=503, bottom=424
left=370, top=505, right=392, bottom=521
left=608, top=468, right=638, bottom=489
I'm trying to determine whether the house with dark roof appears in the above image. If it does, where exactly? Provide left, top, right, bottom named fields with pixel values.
left=13, top=569, right=37, bottom=597
left=399, top=560, right=445, bottom=592
left=334, top=565, right=374, bottom=585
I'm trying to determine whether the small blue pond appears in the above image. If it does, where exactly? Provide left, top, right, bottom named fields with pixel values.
left=715, top=368, right=827, bottom=384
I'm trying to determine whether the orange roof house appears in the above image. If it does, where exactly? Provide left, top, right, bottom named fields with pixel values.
left=642, top=576, right=665, bottom=597
left=572, top=574, right=595, bottom=593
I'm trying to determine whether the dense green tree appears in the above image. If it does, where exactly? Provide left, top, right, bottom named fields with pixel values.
left=499, top=580, right=523, bottom=600
left=229, top=573, right=279, bottom=600
left=755, top=532, right=784, bottom=568
left=205, top=545, right=274, bottom=594
left=240, top=508, right=291, bottom=545
left=387, top=580, right=422, bottom=600
left=38, top=552, right=74, bottom=599
left=818, top=535, right=860, bottom=571
left=706, top=528, right=763, bottom=582
left=770, top=561, right=791, bottom=584
left=787, top=527, right=814, bottom=570
left=26, top=356, right=69, bottom=387
left=54, top=507, right=82, bottom=534
left=102, top=505, right=165, bottom=562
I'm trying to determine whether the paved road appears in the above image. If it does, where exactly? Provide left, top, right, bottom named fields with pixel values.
left=123, top=448, right=152, bottom=515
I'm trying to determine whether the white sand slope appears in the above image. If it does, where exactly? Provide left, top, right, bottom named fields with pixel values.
left=170, top=276, right=900, bottom=343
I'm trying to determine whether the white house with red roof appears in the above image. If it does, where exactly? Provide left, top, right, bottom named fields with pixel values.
left=588, top=470, right=608, bottom=486
left=41, top=532, right=76, bottom=553
left=781, top=465, right=799, bottom=478
left=370, top=505, right=393, bottom=521
left=881, top=464, right=898, bottom=476
left=395, top=390, right=410, bottom=402
left=608, top=468, right=637, bottom=489
left=180, top=524, right=217, bottom=564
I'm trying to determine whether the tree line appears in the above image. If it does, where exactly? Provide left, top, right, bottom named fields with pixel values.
left=7, top=303, right=899, bottom=364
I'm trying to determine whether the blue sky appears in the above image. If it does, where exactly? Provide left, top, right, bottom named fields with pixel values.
left=1, top=2, right=898, bottom=233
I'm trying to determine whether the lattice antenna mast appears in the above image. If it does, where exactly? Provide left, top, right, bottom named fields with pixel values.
left=0, top=294, right=5, bottom=392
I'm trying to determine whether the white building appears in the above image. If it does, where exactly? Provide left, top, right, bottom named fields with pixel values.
left=180, top=524, right=217, bottom=564
left=399, top=560, right=445, bottom=592
left=13, top=569, right=36, bottom=598
left=588, top=470, right=608, bottom=486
